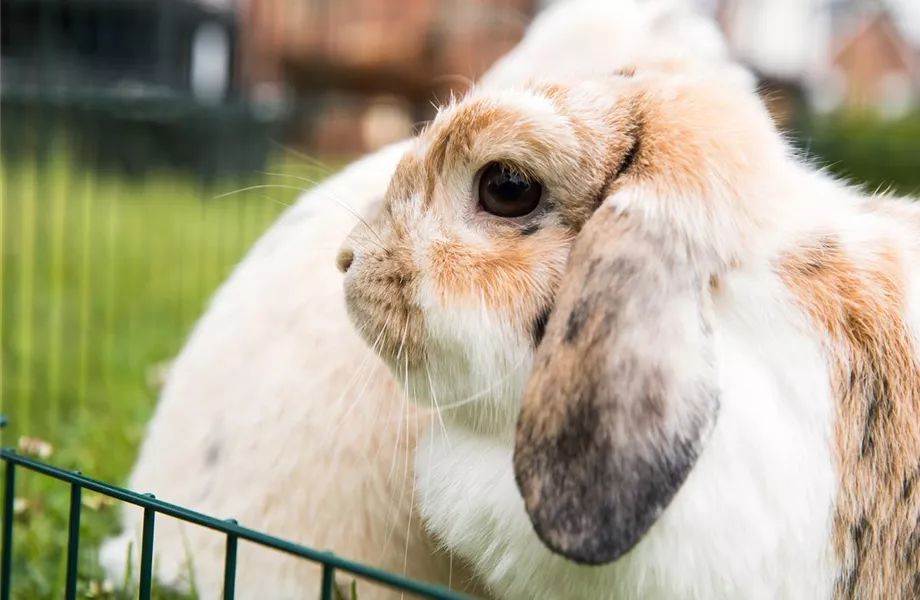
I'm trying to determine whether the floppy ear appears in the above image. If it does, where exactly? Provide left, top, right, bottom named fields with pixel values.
left=513, top=201, right=721, bottom=565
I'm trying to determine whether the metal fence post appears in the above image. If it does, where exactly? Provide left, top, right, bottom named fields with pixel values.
left=1, top=459, right=15, bottom=600
left=321, top=563, right=336, bottom=600
left=223, top=519, right=239, bottom=600
left=64, top=479, right=83, bottom=600
left=139, top=499, right=157, bottom=600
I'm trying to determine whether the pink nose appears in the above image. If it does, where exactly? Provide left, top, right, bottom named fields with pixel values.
left=336, top=248, right=355, bottom=274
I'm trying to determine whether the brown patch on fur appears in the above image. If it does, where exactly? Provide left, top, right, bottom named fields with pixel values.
left=427, top=228, right=571, bottom=327
left=541, top=83, right=570, bottom=103
left=780, top=236, right=920, bottom=599
left=423, top=130, right=450, bottom=202
left=709, top=274, right=721, bottom=292
left=390, top=153, right=425, bottom=199
left=628, top=81, right=774, bottom=211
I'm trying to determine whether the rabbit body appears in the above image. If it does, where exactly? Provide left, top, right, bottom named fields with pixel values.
left=339, top=68, right=920, bottom=600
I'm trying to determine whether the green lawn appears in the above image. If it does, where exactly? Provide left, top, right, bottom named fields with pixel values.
left=0, top=148, right=334, bottom=599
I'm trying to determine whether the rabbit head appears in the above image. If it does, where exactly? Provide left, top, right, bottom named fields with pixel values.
left=337, top=67, right=784, bottom=439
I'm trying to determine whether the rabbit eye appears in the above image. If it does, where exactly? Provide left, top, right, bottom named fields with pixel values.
left=478, top=162, right=543, bottom=218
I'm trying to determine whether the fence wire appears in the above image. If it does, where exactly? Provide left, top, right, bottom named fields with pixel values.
left=0, top=443, right=473, bottom=600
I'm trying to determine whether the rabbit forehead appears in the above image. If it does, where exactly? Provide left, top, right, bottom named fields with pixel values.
left=419, top=88, right=585, bottom=193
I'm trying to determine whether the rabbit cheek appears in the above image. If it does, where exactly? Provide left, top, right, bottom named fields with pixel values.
left=409, top=235, right=566, bottom=427
left=423, top=234, right=567, bottom=346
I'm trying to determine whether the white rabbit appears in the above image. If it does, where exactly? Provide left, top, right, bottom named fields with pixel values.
left=100, top=1, right=755, bottom=598
left=337, top=66, right=920, bottom=600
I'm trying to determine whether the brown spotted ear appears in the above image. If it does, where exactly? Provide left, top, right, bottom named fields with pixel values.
left=513, top=202, right=721, bottom=565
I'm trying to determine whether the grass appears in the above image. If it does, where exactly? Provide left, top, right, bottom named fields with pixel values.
left=0, top=144, right=337, bottom=599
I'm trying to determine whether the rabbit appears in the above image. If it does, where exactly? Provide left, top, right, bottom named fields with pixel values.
left=99, top=1, right=756, bottom=598
left=336, top=65, right=920, bottom=600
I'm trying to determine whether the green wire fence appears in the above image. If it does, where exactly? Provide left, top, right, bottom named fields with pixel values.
left=0, top=423, right=473, bottom=600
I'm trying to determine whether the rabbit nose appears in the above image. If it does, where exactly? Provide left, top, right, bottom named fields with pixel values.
left=336, top=247, right=355, bottom=274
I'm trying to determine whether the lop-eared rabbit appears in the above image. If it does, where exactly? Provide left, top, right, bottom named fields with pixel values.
left=338, top=67, right=920, bottom=599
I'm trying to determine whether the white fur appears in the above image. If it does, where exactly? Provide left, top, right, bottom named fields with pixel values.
left=481, top=0, right=756, bottom=92
left=413, top=167, right=855, bottom=600
left=100, top=1, right=756, bottom=597
left=416, top=279, right=840, bottom=599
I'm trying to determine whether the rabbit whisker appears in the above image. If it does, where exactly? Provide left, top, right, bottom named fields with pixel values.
left=371, top=385, right=403, bottom=566
left=387, top=314, right=412, bottom=482
left=404, top=367, right=419, bottom=584
left=382, top=316, right=412, bottom=556
left=384, top=318, right=416, bottom=558
left=431, top=73, right=474, bottom=90
left=347, top=362, right=389, bottom=477
left=369, top=383, right=399, bottom=470
left=328, top=314, right=391, bottom=434
left=435, top=352, right=530, bottom=412
left=395, top=322, right=408, bottom=363
left=266, top=138, right=337, bottom=175
left=349, top=233, right=389, bottom=257
left=257, top=194, right=294, bottom=208
left=425, top=359, right=450, bottom=443
left=211, top=183, right=308, bottom=200
left=261, top=171, right=387, bottom=248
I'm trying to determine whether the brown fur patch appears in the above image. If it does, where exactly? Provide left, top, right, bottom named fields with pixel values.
left=618, top=81, right=778, bottom=235
left=389, top=152, right=424, bottom=200
left=427, top=228, right=571, bottom=327
left=540, top=83, right=570, bottom=103
left=780, top=236, right=920, bottom=599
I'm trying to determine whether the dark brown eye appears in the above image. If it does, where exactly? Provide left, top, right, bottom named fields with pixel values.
left=477, top=162, right=543, bottom=218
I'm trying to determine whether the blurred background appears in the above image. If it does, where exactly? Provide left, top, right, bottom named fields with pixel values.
left=0, top=0, right=919, bottom=597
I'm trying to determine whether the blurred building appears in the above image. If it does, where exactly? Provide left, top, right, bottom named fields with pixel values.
left=244, top=0, right=534, bottom=157
left=822, top=7, right=920, bottom=119
left=716, top=0, right=920, bottom=124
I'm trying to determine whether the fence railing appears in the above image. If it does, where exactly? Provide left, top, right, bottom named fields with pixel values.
left=0, top=423, right=474, bottom=600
